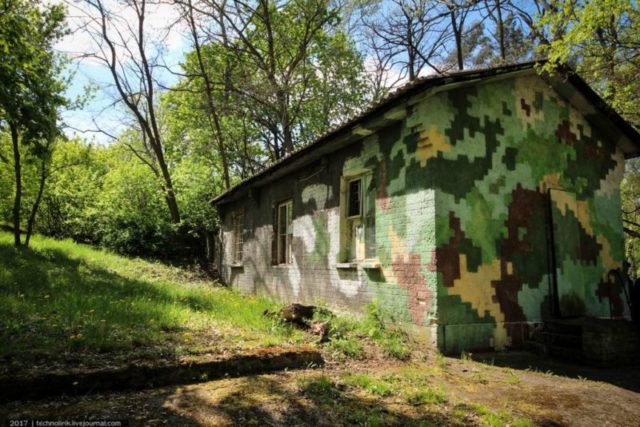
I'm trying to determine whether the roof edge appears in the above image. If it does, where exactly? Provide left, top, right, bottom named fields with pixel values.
left=212, top=60, right=640, bottom=205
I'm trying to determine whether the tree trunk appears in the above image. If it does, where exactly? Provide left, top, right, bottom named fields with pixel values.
left=25, top=156, right=47, bottom=247
left=450, top=8, right=464, bottom=70
left=407, top=20, right=416, bottom=81
left=495, top=0, right=506, bottom=60
left=283, top=122, right=293, bottom=154
left=185, top=0, right=231, bottom=189
left=157, top=156, right=181, bottom=224
left=10, top=122, right=21, bottom=247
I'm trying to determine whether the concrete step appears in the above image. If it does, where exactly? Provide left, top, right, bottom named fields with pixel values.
left=546, top=345, right=583, bottom=362
left=524, top=340, right=547, bottom=355
left=544, top=319, right=584, bottom=335
left=538, top=331, right=582, bottom=348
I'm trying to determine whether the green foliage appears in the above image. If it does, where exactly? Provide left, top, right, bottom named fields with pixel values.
left=37, top=139, right=105, bottom=242
left=0, top=0, right=68, bottom=141
left=169, top=0, right=368, bottom=164
left=35, top=141, right=174, bottom=256
left=468, top=403, right=533, bottom=427
left=326, top=336, right=366, bottom=359
left=535, top=0, right=640, bottom=271
left=0, top=231, right=301, bottom=360
left=0, top=0, right=69, bottom=246
left=22, top=138, right=217, bottom=258
left=537, top=0, right=640, bottom=127
left=622, top=159, right=640, bottom=273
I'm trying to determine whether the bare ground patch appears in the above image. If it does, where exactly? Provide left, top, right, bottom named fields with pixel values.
left=2, top=351, right=639, bottom=426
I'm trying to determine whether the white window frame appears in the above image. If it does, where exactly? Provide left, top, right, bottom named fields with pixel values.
left=232, top=210, right=244, bottom=264
left=340, top=171, right=375, bottom=263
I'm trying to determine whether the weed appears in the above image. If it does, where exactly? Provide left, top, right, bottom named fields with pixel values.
left=469, top=403, right=531, bottom=427
left=406, top=387, right=447, bottom=406
left=326, top=337, right=365, bottom=359
left=506, top=370, right=520, bottom=385
left=435, top=353, right=447, bottom=371
left=343, top=373, right=394, bottom=396
left=362, top=302, right=411, bottom=359
left=472, top=372, right=489, bottom=385
left=299, top=375, right=339, bottom=403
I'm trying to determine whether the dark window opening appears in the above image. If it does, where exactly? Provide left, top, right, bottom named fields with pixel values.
left=347, top=178, right=362, bottom=218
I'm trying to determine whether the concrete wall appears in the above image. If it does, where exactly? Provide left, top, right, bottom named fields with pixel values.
left=220, top=115, right=440, bottom=344
left=218, top=72, right=627, bottom=353
left=430, top=75, right=626, bottom=353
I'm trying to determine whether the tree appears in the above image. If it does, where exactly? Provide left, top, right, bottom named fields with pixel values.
left=0, top=0, right=68, bottom=247
left=534, top=1, right=640, bottom=270
left=536, top=0, right=640, bottom=128
left=174, top=0, right=232, bottom=189
left=362, top=0, right=450, bottom=82
left=80, top=0, right=181, bottom=223
left=468, top=0, right=534, bottom=65
left=185, top=0, right=367, bottom=160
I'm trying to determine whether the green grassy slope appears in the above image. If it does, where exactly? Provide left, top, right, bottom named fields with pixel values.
left=0, top=232, right=304, bottom=365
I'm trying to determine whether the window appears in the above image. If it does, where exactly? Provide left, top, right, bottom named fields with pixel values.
left=347, top=178, right=362, bottom=218
left=232, top=210, right=244, bottom=263
left=276, top=200, right=293, bottom=264
left=341, top=173, right=376, bottom=262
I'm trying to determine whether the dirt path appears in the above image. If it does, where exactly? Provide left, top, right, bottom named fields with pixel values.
left=2, top=352, right=638, bottom=426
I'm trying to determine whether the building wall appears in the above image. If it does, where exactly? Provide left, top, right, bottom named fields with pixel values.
left=220, top=116, right=440, bottom=343
left=219, top=73, right=627, bottom=353
left=428, top=75, right=626, bottom=353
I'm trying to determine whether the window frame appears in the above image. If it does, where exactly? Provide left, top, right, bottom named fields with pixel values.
left=340, top=170, right=376, bottom=263
left=276, top=199, right=293, bottom=265
left=231, top=209, right=244, bottom=264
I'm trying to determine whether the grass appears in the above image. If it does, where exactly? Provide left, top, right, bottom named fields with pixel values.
left=332, top=367, right=535, bottom=426
left=343, top=373, right=394, bottom=396
left=0, top=232, right=305, bottom=367
left=314, top=301, right=412, bottom=360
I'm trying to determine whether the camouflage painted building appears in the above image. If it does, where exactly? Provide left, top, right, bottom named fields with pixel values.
left=213, top=62, right=640, bottom=354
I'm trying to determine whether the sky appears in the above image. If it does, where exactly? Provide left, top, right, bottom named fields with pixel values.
left=55, top=0, right=492, bottom=145
left=56, top=0, right=190, bottom=144
left=55, top=0, right=421, bottom=146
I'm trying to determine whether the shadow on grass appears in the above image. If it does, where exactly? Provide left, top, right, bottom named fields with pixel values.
left=470, top=351, right=640, bottom=393
left=162, top=375, right=470, bottom=427
left=0, top=240, right=287, bottom=370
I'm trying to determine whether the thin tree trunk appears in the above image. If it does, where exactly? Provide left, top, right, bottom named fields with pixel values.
left=156, top=156, right=181, bottom=223
left=10, top=122, right=21, bottom=247
left=25, top=156, right=47, bottom=247
left=184, top=0, right=231, bottom=189
left=450, top=8, right=464, bottom=70
left=495, top=0, right=506, bottom=60
left=94, top=0, right=181, bottom=224
left=407, top=19, right=416, bottom=81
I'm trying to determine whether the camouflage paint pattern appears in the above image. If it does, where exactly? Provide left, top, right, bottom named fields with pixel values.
left=218, top=72, right=628, bottom=353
